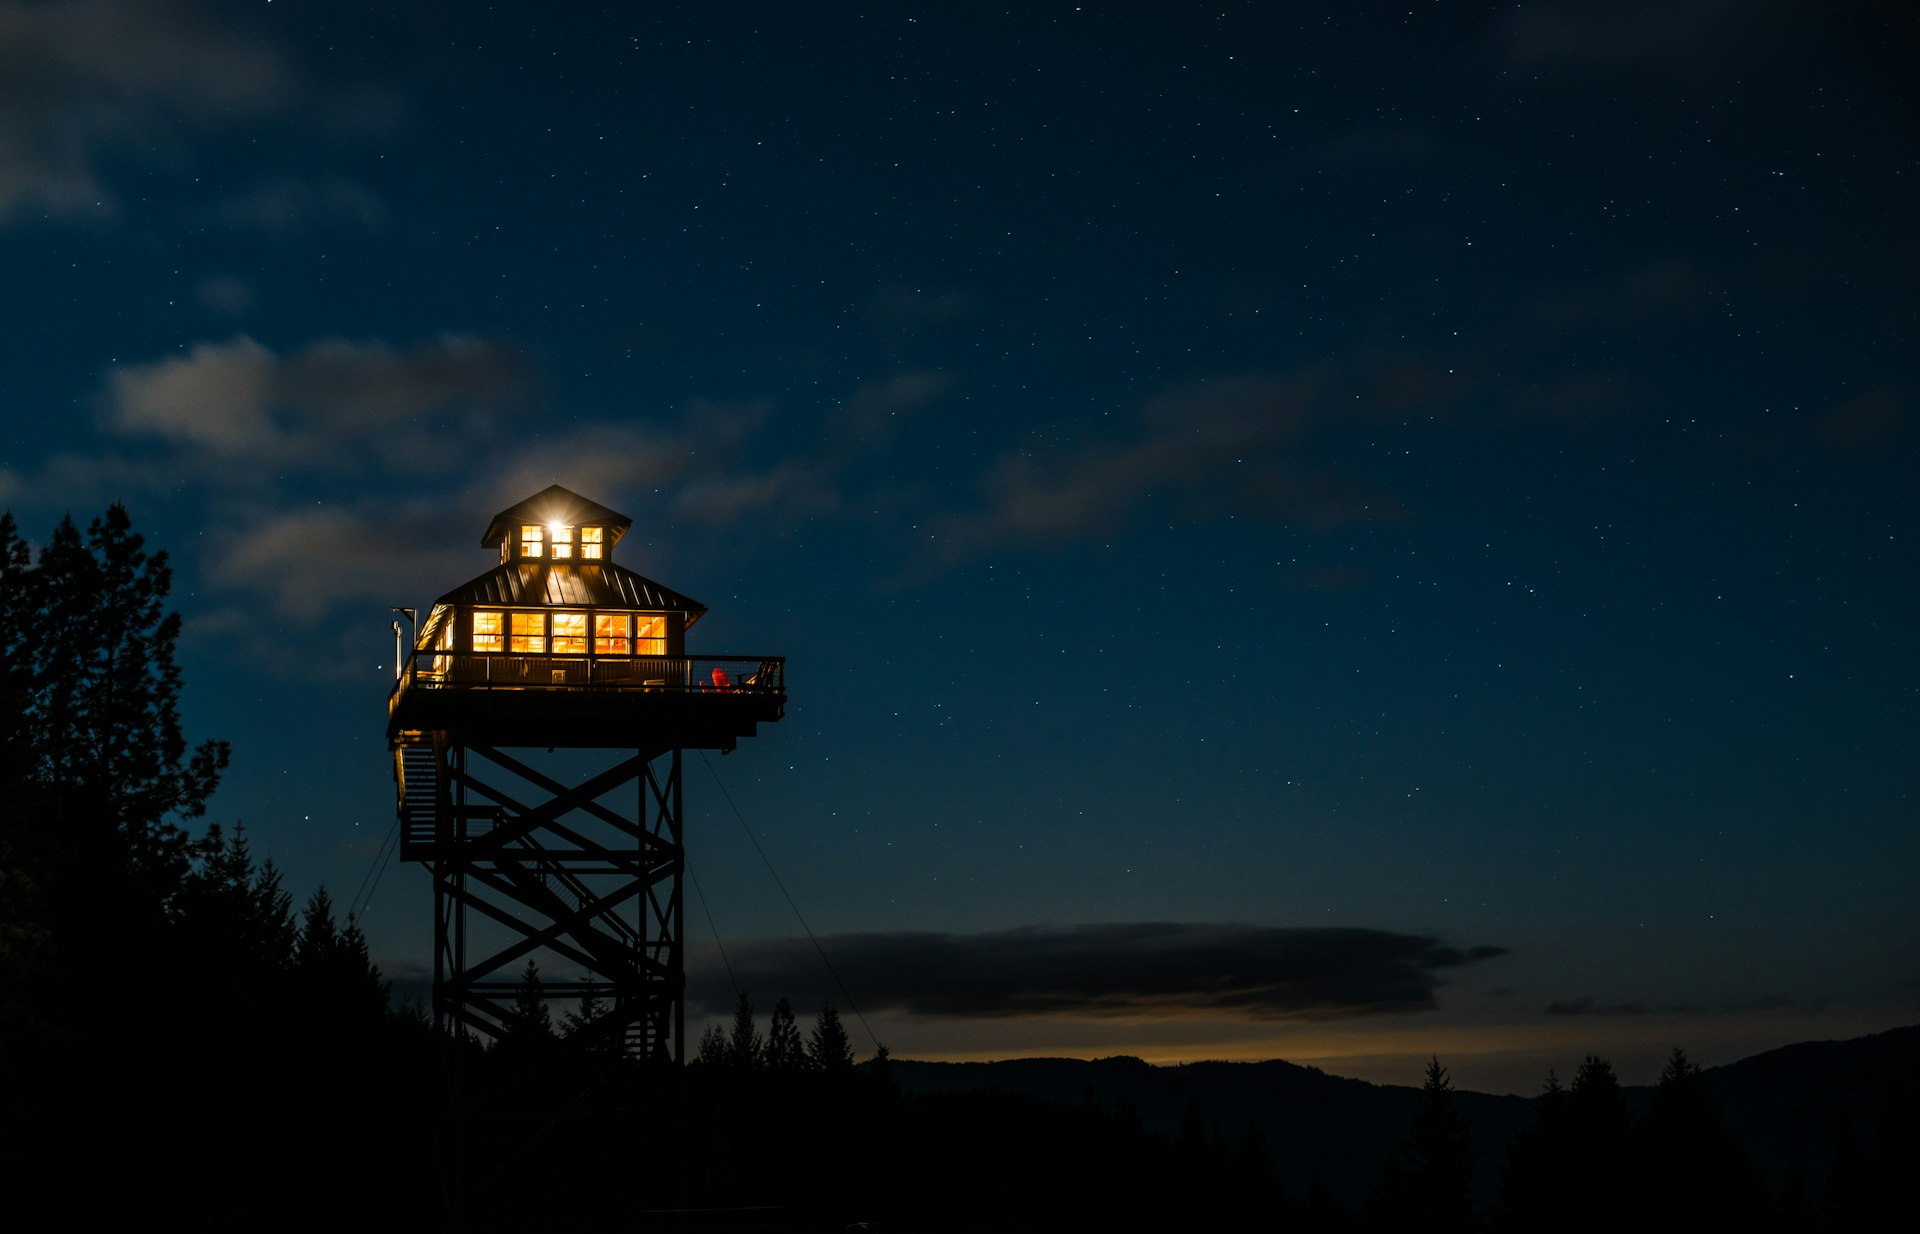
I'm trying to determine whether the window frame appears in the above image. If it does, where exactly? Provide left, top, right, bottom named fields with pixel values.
left=472, top=609, right=504, bottom=653
left=551, top=610, right=588, bottom=654
left=508, top=610, right=546, bottom=654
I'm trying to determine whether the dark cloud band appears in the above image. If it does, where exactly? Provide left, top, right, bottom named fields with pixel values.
left=694, top=923, right=1507, bottom=1022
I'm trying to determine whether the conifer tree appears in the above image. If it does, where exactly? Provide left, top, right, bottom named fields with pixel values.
left=563, top=993, right=606, bottom=1037
left=765, top=996, right=805, bottom=1071
left=1642, top=1049, right=1739, bottom=1230
left=1564, top=1055, right=1634, bottom=1232
left=508, top=957, right=553, bottom=1039
left=807, top=1001, right=854, bottom=1072
left=726, top=990, right=761, bottom=1070
left=1496, top=1069, right=1572, bottom=1233
left=0, top=506, right=229, bottom=975
left=697, top=1021, right=727, bottom=1066
left=1384, top=1056, right=1479, bottom=1233
left=176, top=823, right=296, bottom=978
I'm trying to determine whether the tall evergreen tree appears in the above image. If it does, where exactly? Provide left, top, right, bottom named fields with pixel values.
left=1383, top=1056, right=1479, bottom=1233
left=563, top=993, right=606, bottom=1037
left=726, top=990, right=762, bottom=1070
left=697, top=1021, right=727, bottom=1066
left=1496, top=1069, right=1572, bottom=1233
left=13, top=508, right=227, bottom=831
left=807, top=1001, right=854, bottom=1072
left=175, top=823, right=296, bottom=978
left=1641, top=1047, right=1763, bottom=1232
left=1563, top=1055, right=1635, bottom=1232
left=765, top=995, right=805, bottom=1072
left=507, top=956, right=553, bottom=1039
left=0, top=506, right=229, bottom=1047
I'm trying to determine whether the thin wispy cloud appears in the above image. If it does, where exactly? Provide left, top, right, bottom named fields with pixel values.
left=914, top=371, right=1401, bottom=574
left=102, top=334, right=532, bottom=468
left=0, top=0, right=288, bottom=220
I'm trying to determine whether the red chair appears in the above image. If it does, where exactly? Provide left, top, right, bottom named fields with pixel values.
left=710, top=667, right=733, bottom=692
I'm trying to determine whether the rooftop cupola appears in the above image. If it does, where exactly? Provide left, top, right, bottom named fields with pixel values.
left=481, top=484, right=633, bottom=564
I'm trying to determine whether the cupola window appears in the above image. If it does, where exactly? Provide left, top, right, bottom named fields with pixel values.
left=580, top=526, right=604, bottom=560
left=519, top=524, right=544, bottom=559
left=550, top=523, right=574, bottom=560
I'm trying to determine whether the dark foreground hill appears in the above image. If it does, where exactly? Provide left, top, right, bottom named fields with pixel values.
left=1690, top=1023, right=1920, bottom=1198
left=889, top=1023, right=1920, bottom=1207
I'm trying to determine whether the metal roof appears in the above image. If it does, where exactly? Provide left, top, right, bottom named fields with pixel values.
left=481, top=485, right=634, bottom=550
left=434, top=562, right=707, bottom=624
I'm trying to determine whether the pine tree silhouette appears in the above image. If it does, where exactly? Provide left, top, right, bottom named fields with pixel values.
left=765, top=995, right=805, bottom=1071
left=507, top=956, right=553, bottom=1039
left=807, top=1001, right=854, bottom=1072
left=1384, top=1056, right=1479, bottom=1233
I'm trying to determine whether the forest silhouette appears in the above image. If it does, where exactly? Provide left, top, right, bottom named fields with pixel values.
left=0, top=507, right=1910, bottom=1232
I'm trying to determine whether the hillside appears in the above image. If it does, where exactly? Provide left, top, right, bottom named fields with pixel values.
left=890, top=1024, right=1919, bottom=1207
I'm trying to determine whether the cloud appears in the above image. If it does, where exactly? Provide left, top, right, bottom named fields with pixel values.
left=918, top=372, right=1399, bottom=570
left=1547, top=993, right=1817, bottom=1017
left=102, top=333, right=533, bottom=467
left=1814, top=385, right=1912, bottom=449
left=194, top=273, right=253, bottom=314
left=482, top=398, right=775, bottom=512
left=1499, top=0, right=1806, bottom=77
left=830, top=371, right=955, bottom=446
left=206, top=503, right=474, bottom=622
left=693, top=923, right=1509, bottom=1022
left=213, top=176, right=388, bottom=232
left=1546, top=996, right=1648, bottom=1017
left=0, top=0, right=289, bottom=220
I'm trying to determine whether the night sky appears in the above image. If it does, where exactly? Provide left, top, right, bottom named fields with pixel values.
left=3, top=1, right=1915, bottom=1095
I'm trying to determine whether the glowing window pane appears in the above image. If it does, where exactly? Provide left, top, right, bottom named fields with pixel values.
left=472, top=611, right=503, bottom=652
left=580, top=526, right=604, bottom=560
left=509, top=611, right=545, bottom=653
left=635, top=615, right=665, bottom=655
left=594, top=613, right=631, bottom=655
left=552, top=611, right=587, bottom=654
left=520, top=525, right=544, bottom=558
left=552, top=539, right=573, bottom=560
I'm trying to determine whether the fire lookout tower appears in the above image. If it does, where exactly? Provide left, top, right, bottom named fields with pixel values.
left=386, top=485, right=784, bottom=1062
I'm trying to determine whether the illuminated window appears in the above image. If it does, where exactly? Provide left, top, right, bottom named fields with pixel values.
left=552, top=611, right=587, bottom=654
left=635, top=615, right=666, bottom=655
left=519, top=524, right=544, bottom=558
left=580, top=526, right=604, bottom=560
left=509, top=611, right=546, bottom=653
left=472, top=611, right=503, bottom=652
left=594, top=613, right=631, bottom=655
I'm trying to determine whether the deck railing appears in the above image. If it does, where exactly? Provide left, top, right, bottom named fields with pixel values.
left=389, top=646, right=784, bottom=716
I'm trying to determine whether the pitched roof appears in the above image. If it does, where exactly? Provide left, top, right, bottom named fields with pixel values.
left=480, top=485, right=633, bottom=549
left=434, top=562, right=707, bottom=626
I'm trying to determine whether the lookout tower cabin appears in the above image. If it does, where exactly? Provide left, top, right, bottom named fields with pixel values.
left=388, top=485, right=784, bottom=750
left=386, top=485, right=784, bottom=1061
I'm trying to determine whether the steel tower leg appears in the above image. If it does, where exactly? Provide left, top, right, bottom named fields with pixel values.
left=423, top=740, right=686, bottom=1059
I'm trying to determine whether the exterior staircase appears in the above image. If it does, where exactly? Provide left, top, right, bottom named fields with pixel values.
left=394, top=740, right=439, bottom=856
